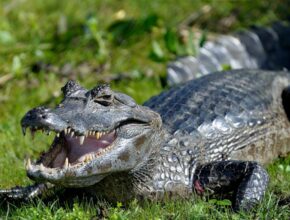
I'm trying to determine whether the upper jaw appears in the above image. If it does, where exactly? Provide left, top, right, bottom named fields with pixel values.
left=20, top=106, right=122, bottom=144
left=22, top=121, right=116, bottom=145
left=20, top=104, right=153, bottom=137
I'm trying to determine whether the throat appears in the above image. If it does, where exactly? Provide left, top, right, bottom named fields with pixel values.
left=91, top=172, right=137, bottom=203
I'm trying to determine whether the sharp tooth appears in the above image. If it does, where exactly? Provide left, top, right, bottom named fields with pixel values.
left=22, top=126, right=26, bottom=136
left=64, top=128, right=68, bottom=134
left=70, top=131, right=74, bottom=137
left=85, top=131, right=88, bottom=138
left=79, top=135, right=85, bottom=145
left=46, top=130, right=51, bottom=135
left=67, top=128, right=71, bottom=134
left=96, top=132, right=100, bottom=139
left=64, top=157, right=69, bottom=169
left=56, top=133, right=60, bottom=137
left=84, top=154, right=93, bottom=163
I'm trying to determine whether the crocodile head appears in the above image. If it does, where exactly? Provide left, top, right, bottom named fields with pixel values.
left=21, top=81, right=162, bottom=187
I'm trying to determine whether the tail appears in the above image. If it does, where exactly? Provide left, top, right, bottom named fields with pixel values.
left=167, top=21, right=290, bottom=86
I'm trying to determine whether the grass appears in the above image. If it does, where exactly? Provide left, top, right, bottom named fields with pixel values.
left=0, top=0, right=290, bottom=219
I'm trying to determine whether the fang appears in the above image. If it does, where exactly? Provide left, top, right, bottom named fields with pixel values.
left=80, top=136, right=85, bottom=145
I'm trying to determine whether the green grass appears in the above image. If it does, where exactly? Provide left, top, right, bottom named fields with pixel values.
left=0, top=0, right=290, bottom=219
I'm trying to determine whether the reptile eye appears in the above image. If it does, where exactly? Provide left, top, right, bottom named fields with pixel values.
left=90, top=84, right=113, bottom=106
left=101, top=95, right=112, bottom=100
left=94, top=99, right=111, bottom=106
left=94, top=95, right=113, bottom=106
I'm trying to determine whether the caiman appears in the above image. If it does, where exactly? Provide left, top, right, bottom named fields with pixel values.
left=1, top=69, right=290, bottom=211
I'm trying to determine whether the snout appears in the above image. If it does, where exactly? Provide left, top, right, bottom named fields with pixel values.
left=21, top=106, right=67, bottom=132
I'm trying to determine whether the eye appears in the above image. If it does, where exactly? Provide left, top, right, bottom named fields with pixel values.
left=90, top=84, right=113, bottom=106
left=94, top=96, right=112, bottom=106
left=101, top=95, right=112, bottom=100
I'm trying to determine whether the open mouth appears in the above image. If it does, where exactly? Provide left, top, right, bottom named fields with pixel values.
left=24, top=126, right=117, bottom=170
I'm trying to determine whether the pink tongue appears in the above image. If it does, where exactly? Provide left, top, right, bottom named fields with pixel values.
left=65, top=132, right=115, bottom=163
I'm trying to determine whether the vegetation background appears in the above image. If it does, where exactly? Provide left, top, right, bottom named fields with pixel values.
left=0, top=0, right=289, bottom=219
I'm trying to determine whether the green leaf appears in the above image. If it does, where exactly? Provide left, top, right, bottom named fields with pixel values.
left=164, top=28, right=179, bottom=54
left=216, top=199, right=232, bottom=206
left=149, top=41, right=166, bottom=62
left=117, top=202, right=123, bottom=208
left=199, top=31, right=207, bottom=47
left=0, top=30, right=15, bottom=44
left=208, top=199, right=217, bottom=204
left=221, top=64, right=232, bottom=71
left=185, top=30, right=196, bottom=56
left=278, top=164, right=284, bottom=171
left=12, top=55, right=22, bottom=76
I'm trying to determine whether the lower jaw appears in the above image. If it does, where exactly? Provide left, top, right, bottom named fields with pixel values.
left=27, top=164, right=108, bottom=187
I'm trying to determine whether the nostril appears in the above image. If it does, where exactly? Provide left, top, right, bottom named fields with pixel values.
left=41, top=115, right=48, bottom=119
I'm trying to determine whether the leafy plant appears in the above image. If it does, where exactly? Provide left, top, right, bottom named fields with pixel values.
left=149, top=27, right=207, bottom=63
left=85, top=16, right=109, bottom=63
left=108, top=14, right=159, bottom=45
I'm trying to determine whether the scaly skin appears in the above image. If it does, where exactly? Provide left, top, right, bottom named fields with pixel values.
left=1, top=69, right=290, bottom=211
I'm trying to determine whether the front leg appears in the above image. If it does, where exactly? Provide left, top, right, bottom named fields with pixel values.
left=193, top=160, right=269, bottom=211
left=0, top=183, right=57, bottom=202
